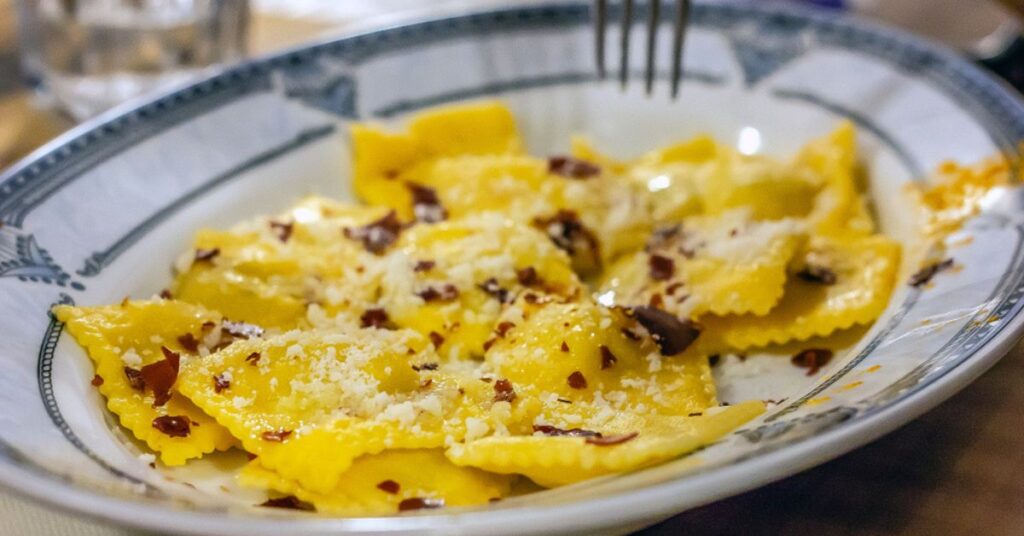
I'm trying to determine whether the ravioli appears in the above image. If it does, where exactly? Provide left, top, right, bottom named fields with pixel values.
left=57, top=101, right=918, bottom=516
left=54, top=301, right=237, bottom=465
left=239, top=449, right=511, bottom=515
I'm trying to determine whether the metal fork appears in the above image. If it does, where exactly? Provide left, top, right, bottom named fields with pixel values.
left=594, top=0, right=691, bottom=98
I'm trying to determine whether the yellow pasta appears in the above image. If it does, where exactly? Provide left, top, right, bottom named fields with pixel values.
left=239, top=449, right=511, bottom=515
left=54, top=301, right=236, bottom=465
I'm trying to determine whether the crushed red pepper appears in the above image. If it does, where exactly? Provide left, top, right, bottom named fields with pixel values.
left=140, top=347, right=181, bottom=406
left=343, top=210, right=403, bottom=255
left=407, top=183, right=448, bottom=223
left=493, top=379, right=517, bottom=403
left=269, top=220, right=294, bottom=243
left=428, top=331, right=445, bottom=348
left=632, top=306, right=701, bottom=356
left=560, top=341, right=570, bottom=352
left=648, top=254, right=675, bottom=281
left=411, top=362, right=439, bottom=372
left=377, top=480, right=400, bottom=494
left=413, top=259, right=436, bottom=272
left=213, top=373, right=230, bottom=393
left=176, top=333, right=200, bottom=354
left=152, top=415, right=190, bottom=438
left=245, top=352, right=261, bottom=366
left=599, top=345, right=618, bottom=369
left=360, top=308, right=392, bottom=329
left=124, top=367, right=145, bottom=390
left=585, top=432, right=638, bottom=446
left=532, top=424, right=601, bottom=438
left=91, top=375, right=104, bottom=387
left=796, top=264, right=837, bottom=285
left=910, top=258, right=954, bottom=287
left=533, top=210, right=602, bottom=271
left=261, top=429, right=292, bottom=442
left=567, top=371, right=588, bottom=389
left=398, top=497, right=444, bottom=512
left=221, top=320, right=264, bottom=340
left=547, top=156, right=601, bottom=179
left=478, top=278, right=509, bottom=303
left=515, top=266, right=541, bottom=286
left=194, top=248, right=220, bottom=262
left=791, top=348, right=834, bottom=376
left=259, top=496, right=313, bottom=511
left=417, top=284, right=459, bottom=302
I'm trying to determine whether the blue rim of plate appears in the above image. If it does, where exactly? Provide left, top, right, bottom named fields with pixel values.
left=1, top=1, right=1023, bottom=533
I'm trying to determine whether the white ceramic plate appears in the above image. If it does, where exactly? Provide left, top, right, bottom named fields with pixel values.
left=1, top=2, right=1023, bottom=534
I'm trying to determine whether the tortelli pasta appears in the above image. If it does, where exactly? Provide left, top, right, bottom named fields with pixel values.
left=56, top=101, right=906, bottom=515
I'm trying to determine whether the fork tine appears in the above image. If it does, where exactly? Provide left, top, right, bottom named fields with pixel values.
left=645, top=0, right=661, bottom=95
left=670, top=0, right=690, bottom=99
left=620, top=0, right=634, bottom=89
left=595, top=0, right=607, bottom=80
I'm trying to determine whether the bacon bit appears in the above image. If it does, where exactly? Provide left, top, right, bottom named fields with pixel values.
left=398, top=497, right=444, bottom=512
left=194, top=248, right=220, bottom=262
left=495, top=321, right=515, bottom=338
left=620, top=327, right=642, bottom=341
left=708, top=354, right=721, bottom=367
left=548, top=156, right=601, bottom=179
left=791, top=348, right=834, bottom=376
left=141, top=347, right=181, bottom=406
left=91, top=375, right=104, bottom=386
left=360, top=307, right=391, bottom=329
left=648, top=255, right=675, bottom=281
left=533, top=210, right=601, bottom=270
left=493, top=379, right=516, bottom=403
left=269, top=221, right=294, bottom=243
left=429, top=331, right=445, bottom=348
left=586, top=432, right=638, bottom=446
left=159, top=289, right=173, bottom=300
left=377, top=480, right=400, bottom=494
left=796, top=264, right=837, bottom=285
left=152, top=415, right=190, bottom=438
left=222, top=320, right=264, bottom=340
left=261, top=429, right=292, bottom=442
left=560, top=341, right=570, bottom=352
left=245, top=352, right=261, bottom=366
left=665, top=282, right=685, bottom=296
left=567, top=371, right=588, bottom=389
left=177, top=333, right=199, bottom=353
left=632, top=306, right=701, bottom=356
left=646, top=225, right=681, bottom=252
left=414, top=259, right=436, bottom=272
left=411, top=362, right=439, bottom=372
left=533, top=424, right=601, bottom=437
left=259, top=496, right=313, bottom=511
left=343, top=210, right=403, bottom=255
left=599, top=345, right=618, bottom=369
left=910, top=258, right=954, bottom=287
left=213, top=374, right=230, bottom=393
left=516, top=266, right=540, bottom=286
left=478, top=278, right=509, bottom=303
left=124, top=367, right=145, bottom=390
left=417, top=284, right=459, bottom=302
left=407, top=183, right=448, bottom=223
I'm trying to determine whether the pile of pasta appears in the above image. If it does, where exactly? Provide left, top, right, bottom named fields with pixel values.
left=55, top=101, right=900, bottom=515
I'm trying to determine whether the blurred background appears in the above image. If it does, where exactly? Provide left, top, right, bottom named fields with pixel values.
left=0, top=1, right=1022, bottom=535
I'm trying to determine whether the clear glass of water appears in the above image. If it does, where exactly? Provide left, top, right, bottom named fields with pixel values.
left=15, top=0, right=250, bottom=120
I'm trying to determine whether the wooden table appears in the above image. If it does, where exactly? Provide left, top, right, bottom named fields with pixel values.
left=1, top=1, right=1022, bottom=534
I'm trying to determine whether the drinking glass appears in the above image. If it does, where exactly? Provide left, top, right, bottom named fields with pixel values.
left=15, top=0, right=249, bottom=120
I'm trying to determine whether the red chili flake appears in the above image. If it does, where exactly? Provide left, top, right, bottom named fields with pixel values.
left=515, top=266, right=540, bottom=286
left=585, top=432, right=638, bottom=446
left=91, top=375, right=104, bottom=387
left=141, top=347, right=181, bottom=406
left=417, top=284, right=459, bottom=302
left=420, top=378, right=433, bottom=389
left=532, top=424, right=601, bottom=438
left=429, top=331, right=445, bottom=348
left=245, top=352, right=261, bottom=366
left=479, top=377, right=494, bottom=383
left=411, top=362, right=439, bottom=372
left=201, top=321, right=217, bottom=332
left=523, top=292, right=539, bottom=304
left=648, top=293, right=664, bottom=308
left=194, top=248, right=220, bottom=262
left=377, top=480, right=400, bottom=494
left=557, top=398, right=573, bottom=404
left=124, top=367, right=145, bottom=390
left=493, top=379, right=516, bottom=403
left=159, top=289, right=173, bottom=300
left=648, top=254, right=675, bottom=281
left=910, top=258, right=954, bottom=287
left=665, top=281, right=685, bottom=296
left=533, top=210, right=601, bottom=270
left=548, top=156, right=601, bottom=179
left=343, top=210, right=403, bottom=255
left=796, top=264, right=837, bottom=285
left=261, top=429, right=292, bottom=442
left=708, top=354, right=721, bottom=367
left=495, top=321, right=515, bottom=338
left=791, top=348, right=834, bottom=376
left=152, top=415, right=190, bottom=438
left=632, top=306, right=701, bottom=356
left=398, top=497, right=444, bottom=511
left=360, top=307, right=391, bottom=329
left=646, top=225, right=681, bottom=252
left=482, top=338, right=497, bottom=352
left=560, top=341, right=570, bottom=352
left=246, top=452, right=258, bottom=461
left=269, top=220, right=294, bottom=243
left=620, top=327, right=642, bottom=341
left=177, top=333, right=199, bottom=353
left=221, top=320, right=264, bottom=340
left=688, top=412, right=703, bottom=417
left=407, top=183, right=448, bottom=223
left=567, top=371, right=588, bottom=389
left=259, top=496, right=313, bottom=511
left=213, top=373, right=230, bottom=393
left=478, top=278, right=509, bottom=303
left=599, top=345, right=618, bottom=370
left=413, top=259, right=436, bottom=272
